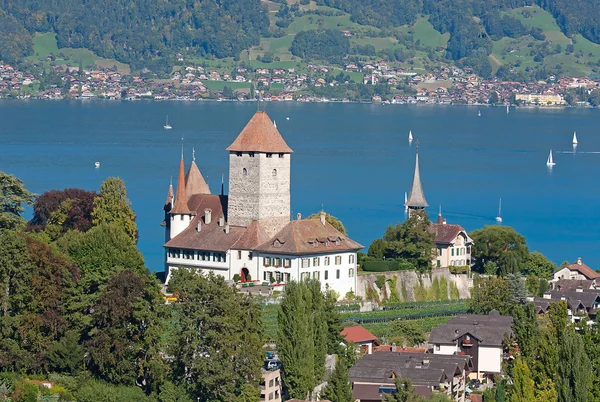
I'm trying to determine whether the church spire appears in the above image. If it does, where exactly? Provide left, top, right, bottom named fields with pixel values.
left=171, top=151, right=191, bottom=214
left=405, top=142, right=428, bottom=212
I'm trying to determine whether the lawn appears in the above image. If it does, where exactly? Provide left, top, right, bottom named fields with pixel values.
left=508, top=5, right=562, bottom=32
left=284, top=9, right=362, bottom=35
left=412, top=17, right=449, bottom=50
left=27, top=33, right=130, bottom=74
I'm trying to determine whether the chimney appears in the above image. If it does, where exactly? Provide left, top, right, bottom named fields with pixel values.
left=297, top=213, right=302, bottom=220
left=218, top=213, right=224, bottom=227
left=577, top=257, right=582, bottom=265
left=225, top=224, right=230, bottom=234
left=320, top=211, right=326, bottom=226
left=392, top=343, right=397, bottom=352
left=196, top=220, right=201, bottom=232
left=422, top=358, right=430, bottom=366
left=442, top=219, right=447, bottom=225
left=204, top=209, right=212, bottom=225
left=576, top=287, right=583, bottom=293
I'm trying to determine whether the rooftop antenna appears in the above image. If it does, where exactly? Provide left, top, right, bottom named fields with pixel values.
left=192, top=146, right=196, bottom=162
left=181, top=136, right=184, bottom=158
left=439, top=204, right=442, bottom=216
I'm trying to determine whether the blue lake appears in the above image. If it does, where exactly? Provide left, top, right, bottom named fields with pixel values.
left=1, top=100, right=599, bottom=271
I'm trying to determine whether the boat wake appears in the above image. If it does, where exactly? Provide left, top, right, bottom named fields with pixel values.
left=557, top=151, right=600, bottom=154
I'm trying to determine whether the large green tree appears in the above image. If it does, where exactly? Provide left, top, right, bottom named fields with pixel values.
left=92, top=177, right=138, bottom=243
left=321, top=356, right=352, bottom=402
left=557, top=330, right=591, bottom=402
left=523, top=251, right=556, bottom=279
left=468, top=276, right=511, bottom=315
left=469, top=225, right=528, bottom=272
left=85, top=270, right=165, bottom=393
left=0, top=171, right=35, bottom=229
left=511, top=358, right=535, bottom=402
left=168, top=270, right=263, bottom=401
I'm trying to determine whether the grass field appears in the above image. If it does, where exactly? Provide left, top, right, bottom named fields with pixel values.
left=27, top=33, right=130, bottom=74
left=412, top=17, right=449, bottom=50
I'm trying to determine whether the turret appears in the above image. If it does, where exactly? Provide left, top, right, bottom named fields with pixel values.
left=405, top=143, right=428, bottom=217
left=170, top=150, right=193, bottom=239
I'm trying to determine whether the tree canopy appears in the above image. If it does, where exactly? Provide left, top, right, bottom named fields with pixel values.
left=92, top=177, right=138, bottom=243
left=469, top=225, right=529, bottom=273
left=0, top=171, right=35, bottom=229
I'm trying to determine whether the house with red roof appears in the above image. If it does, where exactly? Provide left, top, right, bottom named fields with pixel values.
left=429, top=212, right=474, bottom=269
left=552, top=257, right=600, bottom=282
left=341, top=325, right=379, bottom=355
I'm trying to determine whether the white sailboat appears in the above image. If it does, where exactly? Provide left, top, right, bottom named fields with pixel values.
left=506, top=105, right=509, bottom=114
left=495, top=198, right=503, bottom=223
left=478, top=110, right=481, bottom=117
left=408, top=130, right=413, bottom=142
left=572, top=131, right=578, bottom=145
left=164, top=115, right=172, bottom=130
left=273, top=120, right=277, bottom=128
left=404, top=192, right=408, bottom=211
left=546, top=149, right=556, bottom=167
left=94, top=161, right=100, bottom=168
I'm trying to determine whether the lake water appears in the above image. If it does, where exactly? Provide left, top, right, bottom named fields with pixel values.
left=1, top=100, right=599, bottom=271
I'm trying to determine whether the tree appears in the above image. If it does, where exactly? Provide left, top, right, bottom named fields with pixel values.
left=523, top=251, right=555, bottom=279
left=384, top=378, right=425, bottom=402
left=85, top=270, right=165, bottom=393
left=307, top=279, right=328, bottom=383
left=511, top=358, right=535, bottom=402
left=506, top=273, right=527, bottom=305
left=92, top=177, right=138, bottom=243
left=511, top=303, right=539, bottom=359
left=321, top=356, right=352, bottom=402
left=469, top=226, right=528, bottom=272
left=277, top=281, right=315, bottom=399
left=28, top=188, right=97, bottom=233
left=0, top=171, right=35, bottom=229
left=389, top=320, right=426, bottom=346
left=557, top=330, right=591, bottom=402
left=307, top=212, right=347, bottom=235
left=234, top=383, right=260, bottom=402
left=495, top=381, right=506, bottom=402
left=323, top=286, right=344, bottom=355
left=168, top=270, right=263, bottom=401
left=469, top=276, right=511, bottom=315
left=489, top=91, right=499, bottom=105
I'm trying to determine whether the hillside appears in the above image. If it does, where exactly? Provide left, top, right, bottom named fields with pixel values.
left=1, top=0, right=600, bottom=79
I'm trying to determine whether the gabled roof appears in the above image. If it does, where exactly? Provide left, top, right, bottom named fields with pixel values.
left=565, top=258, right=600, bottom=279
left=231, top=220, right=270, bottom=250
left=428, top=221, right=470, bottom=244
left=405, top=148, right=428, bottom=208
left=341, top=325, right=378, bottom=344
left=254, top=218, right=363, bottom=255
left=226, top=111, right=293, bottom=154
left=185, top=160, right=210, bottom=198
left=429, top=313, right=513, bottom=347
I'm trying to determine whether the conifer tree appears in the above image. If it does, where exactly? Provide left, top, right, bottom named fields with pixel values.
left=511, top=358, right=535, bottom=402
left=308, top=279, right=327, bottom=383
left=277, top=281, right=315, bottom=399
left=321, top=356, right=352, bottom=402
left=0, top=171, right=35, bottom=229
left=92, top=177, right=138, bottom=243
left=557, top=330, right=591, bottom=402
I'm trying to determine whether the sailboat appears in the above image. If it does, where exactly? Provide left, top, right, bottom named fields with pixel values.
left=546, top=149, right=556, bottom=167
left=274, top=120, right=277, bottom=128
left=164, top=115, right=172, bottom=130
left=404, top=192, right=408, bottom=211
left=506, top=105, right=509, bottom=114
left=408, top=130, right=413, bottom=142
left=478, top=110, right=481, bottom=117
left=94, top=161, right=100, bottom=168
left=495, top=198, right=503, bottom=223
left=572, top=131, right=578, bottom=145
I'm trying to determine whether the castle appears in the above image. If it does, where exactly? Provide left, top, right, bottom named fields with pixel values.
left=162, top=111, right=362, bottom=297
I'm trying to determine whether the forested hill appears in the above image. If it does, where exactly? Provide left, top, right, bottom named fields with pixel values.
left=0, top=0, right=269, bottom=69
left=1, top=0, right=600, bottom=76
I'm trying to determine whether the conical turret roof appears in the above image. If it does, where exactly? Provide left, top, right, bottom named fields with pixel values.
left=226, top=111, right=293, bottom=154
left=164, top=182, right=174, bottom=209
left=405, top=147, right=428, bottom=208
left=171, top=156, right=191, bottom=214
left=185, top=160, right=211, bottom=198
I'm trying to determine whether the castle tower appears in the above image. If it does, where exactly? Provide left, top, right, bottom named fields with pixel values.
left=405, top=144, right=428, bottom=217
left=226, top=111, right=293, bottom=236
left=169, top=151, right=193, bottom=239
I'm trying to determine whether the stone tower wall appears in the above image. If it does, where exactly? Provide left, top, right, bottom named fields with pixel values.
left=228, top=152, right=291, bottom=235
left=228, top=152, right=260, bottom=227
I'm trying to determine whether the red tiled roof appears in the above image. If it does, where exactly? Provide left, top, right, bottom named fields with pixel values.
left=341, top=325, right=378, bottom=343
left=171, top=157, right=191, bottom=214
left=254, top=219, right=363, bottom=255
left=567, top=259, right=600, bottom=279
left=226, top=111, right=293, bottom=154
left=185, top=161, right=210, bottom=198
left=428, top=222, right=466, bottom=244
left=232, top=220, right=270, bottom=250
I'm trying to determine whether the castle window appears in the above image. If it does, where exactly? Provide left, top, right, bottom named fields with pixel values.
left=335, top=256, right=342, bottom=265
left=336, top=269, right=340, bottom=279
left=236, top=152, right=242, bottom=157
left=243, top=168, right=247, bottom=176
left=324, top=270, right=328, bottom=280
left=285, top=273, right=291, bottom=282
left=249, top=152, right=255, bottom=157
left=266, top=153, right=273, bottom=158
left=237, top=250, right=242, bottom=260
left=313, top=271, right=320, bottom=280
left=264, top=257, right=271, bottom=267
left=272, top=169, right=277, bottom=177
left=313, top=257, right=320, bottom=267
left=279, top=153, right=284, bottom=158
left=349, top=268, right=354, bottom=278
left=301, top=258, right=310, bottom=268
left=349, top=254, right=355, bottom=264
left=284, top=258, right=291, bottom=267
left=437, top=260, right=441, bottom=267
left=324, top=256, right=330, bottom=266
left=301, top=272, right=310, bottom=281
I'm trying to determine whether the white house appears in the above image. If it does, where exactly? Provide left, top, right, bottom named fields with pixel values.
left=162, top=111, right=362, bottom=298
left=429, top=311, right=513, bottom=379
left=429, top=213, right=474, bottom=268
left=552, top=257, right=600, bottom=282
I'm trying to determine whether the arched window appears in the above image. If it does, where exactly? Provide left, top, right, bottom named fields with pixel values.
left=272, top=169, right=277, bottom=177
left=243, top=168, right=247, bottom=176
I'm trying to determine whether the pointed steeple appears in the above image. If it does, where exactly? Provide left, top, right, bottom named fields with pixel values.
left=185, top=148, right=211, bottom=198
left=436, top=205, right=443, bottom=224
left=405, top=143, right=428, bottom=210
left=171, top=152, right=191, bottom=214
left=164, top=177, right=174, bottom=210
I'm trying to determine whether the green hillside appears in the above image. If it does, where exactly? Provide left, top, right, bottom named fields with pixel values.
left=2, top=0, right=600, bottom=79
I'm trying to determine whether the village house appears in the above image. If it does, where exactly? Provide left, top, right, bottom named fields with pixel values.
left=341, top=325, right=379, bottom=355
left=260, top=368, right=282, bottom=402
left=429, top=311, right=513, bottom=379
left=552, top=257, right=600, bottom=282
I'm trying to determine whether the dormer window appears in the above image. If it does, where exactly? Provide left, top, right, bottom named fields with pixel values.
left=273, top=239, right=282, bottom=247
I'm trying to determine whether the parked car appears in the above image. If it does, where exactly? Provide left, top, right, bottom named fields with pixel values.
left=265, top=359, right=282, bottom=371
